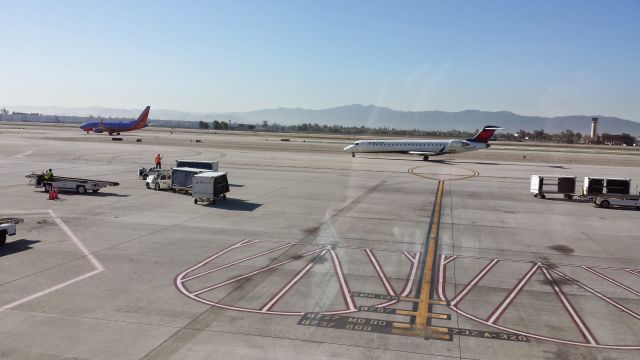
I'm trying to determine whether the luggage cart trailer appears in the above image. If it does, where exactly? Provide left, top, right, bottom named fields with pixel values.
left=582, top=177, right=632, bottom=197
left=28, top=173, right=119, bottom=194
left=192, top=172, right=230, bottom=205
left=530, top=175, right=577, bottom=199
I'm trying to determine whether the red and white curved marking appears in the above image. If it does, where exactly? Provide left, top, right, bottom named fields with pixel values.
left=176, top=240, right=417, bottom=315
left=438, top=255, right=640, bottom=349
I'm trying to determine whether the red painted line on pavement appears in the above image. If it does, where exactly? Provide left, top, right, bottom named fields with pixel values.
left=375, top=251, right=419, bottom=307
left=548, top=268, right=640, bottom=321
left=260, top=248, right=329, bottom=312
left=583, top=266, right=640, bottom=298
left=182, top=243, right=295, bottom=282
left=443, top=255, right=457, bottom=265
left=486, top=263, right=540, bottom=324
left=451, top=259, right=499, bottom=306
left=189, top=247, right=327, bottom=296
left=436, top=258, right=640, bottom=349
left=541, top=267, right=598, bottom=345
left=330, top=248, right=356, bottom=311
left=365, top=249, right=396, bottom=296
left=625, top=269, right=640, bottom=278
left=179, top=239, right=254, bottom=279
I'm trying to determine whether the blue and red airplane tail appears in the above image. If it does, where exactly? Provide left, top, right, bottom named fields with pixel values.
left=468, top=125, right=503, bottom=143
left=134, top=106, right=151, bottom=129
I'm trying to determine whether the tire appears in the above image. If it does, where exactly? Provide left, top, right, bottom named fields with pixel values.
left=600, top=200, right=610, bottom=208
left=155, top=183, right=160, bottom=191
left=77, top=185, right=86, bottom=194
left=423, top=155, right=429, bottom=161
left=172, top=188, right=177, bottom=193
left=44, top=184, right=52, bottom=193
left=563, top=194, right=573, bottom=200
left=533, top=193, right=538, bottom=198
left=194, top=199, right=198, bottom=204
left=222, top=194, right=226, bottom=200
left=540, top=194, right=546, bottom=199
left=92, top=189, right=99, bottom=193
left=0, top=231, right=6, bottom=246
left=142, top=174, right=148, bottom=180
left=146, top=182, right=150, bottom=189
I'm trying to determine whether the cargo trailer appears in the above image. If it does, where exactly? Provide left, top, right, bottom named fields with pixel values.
left=582, top=177, right=632, bottom=197
left=530, top=175, right=577, bottom=199
left=171, top=167, right=208, bottom=193
left=192, top=172, right=230, bottom=204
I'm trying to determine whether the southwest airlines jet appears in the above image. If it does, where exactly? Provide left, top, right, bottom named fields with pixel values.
left=80, top=106, right=150, bottom=135
left=343, top=125, right=502, bottom=161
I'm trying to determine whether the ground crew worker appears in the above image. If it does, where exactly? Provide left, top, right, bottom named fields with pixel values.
left=44, top=168, right=54, bottom=181
left=155, top=154, right=162, bottom=169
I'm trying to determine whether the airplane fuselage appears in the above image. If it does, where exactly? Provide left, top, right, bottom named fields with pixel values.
left=344, top=139, right=487, bottom=155
left=79, top=121, right=147, bottom=134
left=80, top=106, right=151, bottom=135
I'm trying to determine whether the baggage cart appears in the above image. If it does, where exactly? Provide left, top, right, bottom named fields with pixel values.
left=530, top=175, right=577, bottom=199
left=192, top=172, right=230, bottom=204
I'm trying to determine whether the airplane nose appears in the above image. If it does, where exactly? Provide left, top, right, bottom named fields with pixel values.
left=343, top=145, right=354, bottom=151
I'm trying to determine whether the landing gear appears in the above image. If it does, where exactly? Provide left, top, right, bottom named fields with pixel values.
left=352, top=153, right=355, bottom=158
left=423, top=155, right=429, bottom=161
left=116, top=132, right=120, bottom=135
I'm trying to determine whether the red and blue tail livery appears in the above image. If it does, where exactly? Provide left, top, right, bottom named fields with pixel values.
left=80, top=106, right=150, bottom=135
left=467, top=125, right=502, bottom=143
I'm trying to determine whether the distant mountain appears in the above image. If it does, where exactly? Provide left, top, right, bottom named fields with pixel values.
left=4, top=104, right=640, bottom=135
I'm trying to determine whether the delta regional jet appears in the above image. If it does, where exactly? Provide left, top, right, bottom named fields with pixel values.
left=343, top=125, right=502, bottom=161
left=80, top=106, right=150, bottom=135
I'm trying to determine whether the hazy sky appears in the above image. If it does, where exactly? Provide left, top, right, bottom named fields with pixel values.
left=2, top=0, right=639, bottom=120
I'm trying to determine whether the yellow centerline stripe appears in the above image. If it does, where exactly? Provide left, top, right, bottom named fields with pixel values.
left=416, top=180, right=445, bottom=329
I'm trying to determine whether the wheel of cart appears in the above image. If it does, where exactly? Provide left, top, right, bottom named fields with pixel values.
left=0, top=230, right=6, bottom=246
left=599, top=199, right=611, bottom=208
left=563, top=194, right=574, bottom=200
left=76, top=185, right=86, bottom=194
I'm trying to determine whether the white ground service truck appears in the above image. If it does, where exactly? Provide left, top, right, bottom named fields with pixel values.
left=593, top=194, right=640, bottom=210
left=0, top=217, right=23, bottom=246
left=146, top=170, right=172, bottom=191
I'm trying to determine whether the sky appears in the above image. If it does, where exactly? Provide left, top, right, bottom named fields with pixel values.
left=1, top=0, right=639, bottom=120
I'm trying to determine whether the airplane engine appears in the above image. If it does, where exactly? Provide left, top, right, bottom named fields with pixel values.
left=93, top=128, right=104, bottom=133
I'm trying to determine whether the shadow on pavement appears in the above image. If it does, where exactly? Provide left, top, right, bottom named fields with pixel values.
left=0, top=239, right=41, bottom=257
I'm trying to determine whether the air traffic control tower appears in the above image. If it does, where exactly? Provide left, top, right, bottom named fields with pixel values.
left=590, top=117, right=599, bottom=141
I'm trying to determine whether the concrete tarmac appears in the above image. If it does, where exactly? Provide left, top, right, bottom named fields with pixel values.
left=1, top=125, right=639, bottom=359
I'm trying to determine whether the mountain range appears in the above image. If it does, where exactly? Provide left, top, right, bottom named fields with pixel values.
left=5, top=104, right=640, bottom=135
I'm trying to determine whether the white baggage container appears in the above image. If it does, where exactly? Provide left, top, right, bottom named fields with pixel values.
left=192, top=172, right=230, bottom=204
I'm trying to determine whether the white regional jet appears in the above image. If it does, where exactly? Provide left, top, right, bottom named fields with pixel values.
left=343, top=125, right=502, bottom=161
